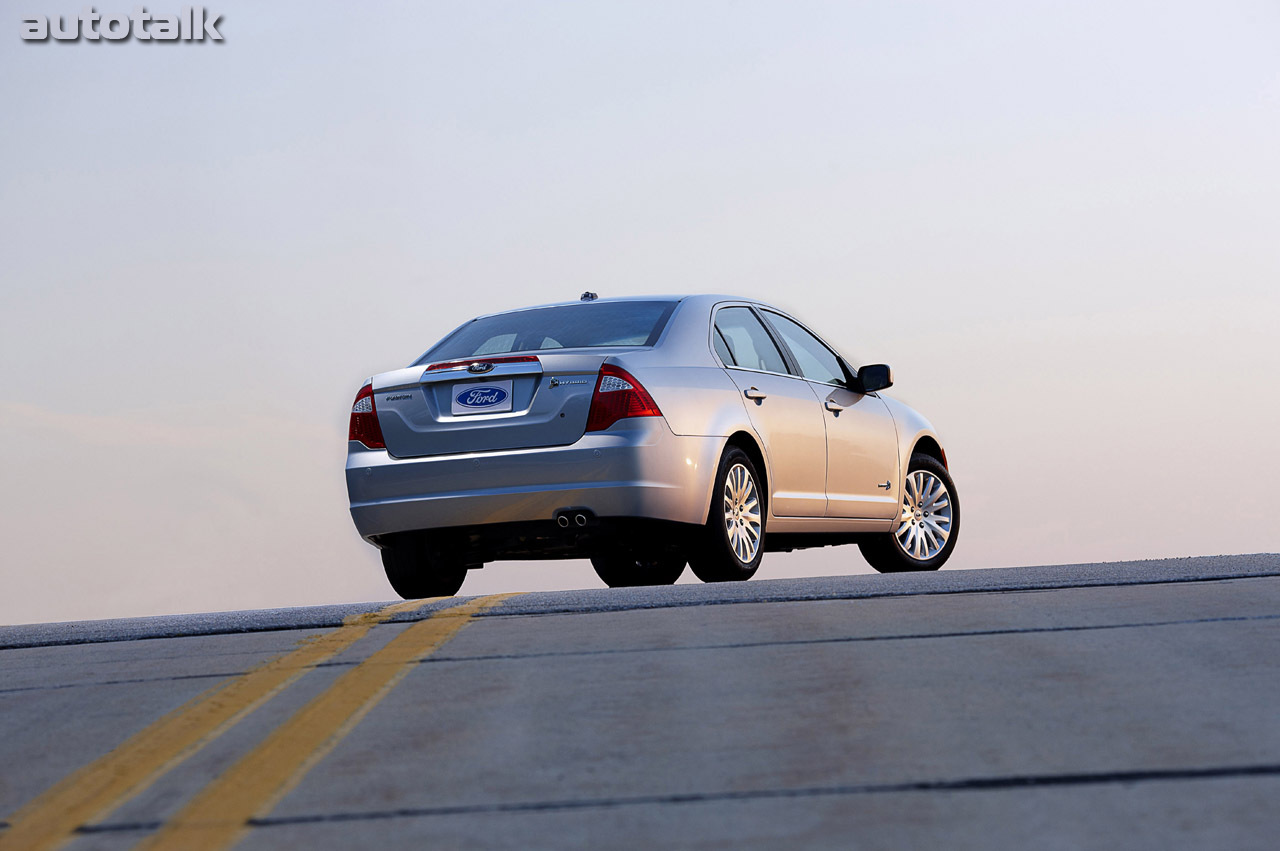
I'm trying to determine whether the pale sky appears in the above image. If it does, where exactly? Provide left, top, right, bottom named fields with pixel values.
left=2, top=1, right=1278, bottom=625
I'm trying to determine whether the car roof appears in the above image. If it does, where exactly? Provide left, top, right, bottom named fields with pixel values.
left=467, top=294, right=765, bottom=322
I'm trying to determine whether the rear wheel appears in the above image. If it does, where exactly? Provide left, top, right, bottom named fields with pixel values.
left=591, top=552, right=685, bottom=588
left=688, top=447, right=766, bottom=582
left=380, top=539, right=470, bottom=598
left=859, top=453, right=959, bottom=573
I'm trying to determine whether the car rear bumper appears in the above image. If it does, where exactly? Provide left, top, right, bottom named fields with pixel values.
left=346, top=419, right=724, bottom=542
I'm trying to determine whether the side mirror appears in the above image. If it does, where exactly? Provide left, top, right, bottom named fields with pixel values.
left=854, top=363, right=893, bottom=393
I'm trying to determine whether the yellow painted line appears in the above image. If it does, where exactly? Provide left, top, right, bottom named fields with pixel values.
left=0, top=597, right=445, bottom=851
left=138, top=593, right=517, bottom=851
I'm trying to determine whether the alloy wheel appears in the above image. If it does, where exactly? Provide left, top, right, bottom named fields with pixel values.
left=894, top=470, right=952, bottom=561
left=722, top=463, right=762, bottom=564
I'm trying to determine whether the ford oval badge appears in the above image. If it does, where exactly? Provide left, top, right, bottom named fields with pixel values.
left=467, top=362, right=494, bottom=374
left=451, top=379, right=514, bottom=415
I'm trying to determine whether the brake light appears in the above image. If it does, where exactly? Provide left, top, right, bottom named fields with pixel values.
left=425, top=355, right=540, bottom=372
left=585, top=364, right=662, bottom=432
left=348, top=383, right=386, bottom=449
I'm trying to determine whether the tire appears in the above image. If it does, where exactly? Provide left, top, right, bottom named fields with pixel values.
left=688, top=447, right=766, bottom=582
left=591, top=552, right=686, bottom=588
left=859, top=453, right=959, bottom=573
left=380, top=538, right=469, bottom=598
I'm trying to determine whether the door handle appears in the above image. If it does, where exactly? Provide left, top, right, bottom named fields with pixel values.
left=824, top=400, right=845, bottom=415
left=743, top=387, right=767, bottom=403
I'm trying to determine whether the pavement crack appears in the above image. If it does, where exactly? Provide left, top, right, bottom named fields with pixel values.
left=237, top=763, right=1280, bottom=827
left=20, top=612, right=1273, bottom=694
left=407, top=611, right=1280, bottom=666
left=0, top=671, right=242, bottom=696
left=76, top=820, right=162, bottom=834
left=465, top=570, right=1280, bottom=621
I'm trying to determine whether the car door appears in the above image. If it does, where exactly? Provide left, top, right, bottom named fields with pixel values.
left=760, top=310, right=900, bottom=520
left=712, top=305, right=827, bottom=518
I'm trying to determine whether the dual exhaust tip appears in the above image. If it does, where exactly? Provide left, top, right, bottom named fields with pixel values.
left=554, top=508, right=594, bottom=528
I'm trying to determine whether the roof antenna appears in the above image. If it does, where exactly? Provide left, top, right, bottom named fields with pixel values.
left=580, top=291, right=598, bottom=301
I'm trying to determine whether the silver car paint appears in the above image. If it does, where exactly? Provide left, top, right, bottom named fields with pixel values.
left=879, top=394, right=946, bottom=484
left=347, top=293, right=945, bottom=544
left=817, top=384, right=901, bottom=519
left=348, top=417, right=725, bottom=538
left=722, top=367, right=829, bottom=517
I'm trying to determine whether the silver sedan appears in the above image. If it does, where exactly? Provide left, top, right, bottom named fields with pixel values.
left=347, top=294, right=958, bottom=597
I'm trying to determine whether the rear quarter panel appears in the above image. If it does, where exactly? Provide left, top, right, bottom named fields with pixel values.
left=610, top=297, right=757, bottom=439
left=616, top=357, right=753, bottom=438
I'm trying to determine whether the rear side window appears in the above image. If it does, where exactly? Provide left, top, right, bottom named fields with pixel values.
left=713, top=307, right=789, bottom=374
left=420, top=301, right=678, bottom=363
left=712, top=328, right=736, bottom=366
left=763, top=311, right=847, bottom=386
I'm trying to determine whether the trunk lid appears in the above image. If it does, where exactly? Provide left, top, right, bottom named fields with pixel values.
left=371, top=351, right=616, bottom=458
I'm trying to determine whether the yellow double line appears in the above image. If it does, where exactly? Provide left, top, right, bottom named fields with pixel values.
left=1, top=593, right=515, bottom=851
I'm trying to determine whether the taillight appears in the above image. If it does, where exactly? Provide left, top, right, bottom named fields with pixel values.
left=348, top=383, right=386, bottom=449
left=424, top=355, right=540, bottom=372
left=585, top=364, right=662, bottom=432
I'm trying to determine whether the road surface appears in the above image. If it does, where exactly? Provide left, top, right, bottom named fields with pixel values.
left=1, top=554, right=1278, bottom=849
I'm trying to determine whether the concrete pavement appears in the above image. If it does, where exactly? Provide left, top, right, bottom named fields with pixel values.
left=1, top=554, right=1278, bottom=849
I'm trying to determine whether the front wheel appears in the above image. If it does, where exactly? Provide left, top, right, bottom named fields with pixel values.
left=380, top=538, right=469, bottom=598
left=688, top=447, right=766, bottom=582
left=591, top=552, right=686, bottom=588
left=859, top=453, right=959, bottom=573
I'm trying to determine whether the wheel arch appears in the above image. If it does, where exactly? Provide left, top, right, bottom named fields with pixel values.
left=910, top=434, right=948, bottom=469
left=714, top=430, right=770, bottom=521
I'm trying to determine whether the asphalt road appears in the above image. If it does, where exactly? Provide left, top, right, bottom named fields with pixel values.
left=1, top=554, right=1278, bottom=850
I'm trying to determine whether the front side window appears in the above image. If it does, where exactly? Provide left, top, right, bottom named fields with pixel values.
left=763, top=311, right=847, bottom=386
left=713, top=306, right=789, bottom=374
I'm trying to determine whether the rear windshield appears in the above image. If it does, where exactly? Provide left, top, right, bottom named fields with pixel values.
left=418, top=300, right=679, bottom=363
